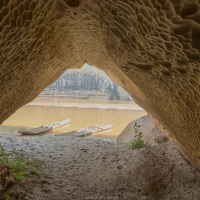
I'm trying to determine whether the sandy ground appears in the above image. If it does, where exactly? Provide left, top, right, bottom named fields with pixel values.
left=1, top=133, right=200, bottom=200
left=27, top=102, right=144, bottom=110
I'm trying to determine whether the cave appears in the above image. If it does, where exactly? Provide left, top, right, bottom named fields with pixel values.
left=0, top=0, right=200, bottom=170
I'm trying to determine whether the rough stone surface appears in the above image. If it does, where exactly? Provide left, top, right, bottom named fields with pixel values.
left=0, top=1, right=200, bottom=167
left=117, top=115, right=169, bottom=146
left=0, top=165, right=14, bottom=198
left=0, top=135, right=200, bottom=200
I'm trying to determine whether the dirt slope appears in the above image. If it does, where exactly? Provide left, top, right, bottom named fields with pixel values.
left=0, top=134, right=199, bottom=200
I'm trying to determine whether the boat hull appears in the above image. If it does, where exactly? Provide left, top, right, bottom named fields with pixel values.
left=19, top=119, right=71, bottom=135
left=19, top=126, right=52, bottom=135
left=66, top=124, right=113, bottom=137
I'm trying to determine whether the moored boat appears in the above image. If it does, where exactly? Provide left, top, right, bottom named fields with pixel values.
left=19, top=119, right=71, bottom=135
left=66, top=124, right=113, bottom=137
left=45, top=119, right=71, bottom=129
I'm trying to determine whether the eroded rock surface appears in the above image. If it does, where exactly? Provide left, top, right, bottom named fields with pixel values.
left=1, top=135, right=200, bottom=200
left=0, top=165, right=14, bottom=198
left=0, top=1, right=200, bottom=167
left=117, top=115, right=169, bottom=146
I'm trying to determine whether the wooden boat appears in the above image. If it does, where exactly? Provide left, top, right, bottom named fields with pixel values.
left=67, top=124, right=113, bottom=137
left=19, top=126, right=52, bottom=135
left=19, top=119, right=70, bottom=135
left=79, top=95, right=87, bottom=99
left=44, top=119, right=71, bottom=129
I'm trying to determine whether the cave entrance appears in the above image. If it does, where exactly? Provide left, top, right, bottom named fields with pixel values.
left=0, top=64, right=146, bottom=139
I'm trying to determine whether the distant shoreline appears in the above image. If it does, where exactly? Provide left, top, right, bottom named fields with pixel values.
left=27, top=102, right=144, bottom=111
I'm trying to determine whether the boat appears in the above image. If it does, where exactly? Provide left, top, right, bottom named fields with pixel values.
left=18, top=126, right=52, bottom=135
left=44, top=119, right=71, bottom=129
left=66, top=124, right=113, bottom=137
left=79, top=95, right=88, bottom=99
left=19, top=119, right=71, bottom=135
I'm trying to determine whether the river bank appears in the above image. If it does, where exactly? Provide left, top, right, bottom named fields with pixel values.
left=27, top=101, right=143, bottom=110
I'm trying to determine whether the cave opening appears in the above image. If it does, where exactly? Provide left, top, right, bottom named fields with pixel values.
left=0, top=63, right=146, bottom=140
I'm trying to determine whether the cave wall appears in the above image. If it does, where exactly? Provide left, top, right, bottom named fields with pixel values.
left=0, top=0, right=200, bottom=167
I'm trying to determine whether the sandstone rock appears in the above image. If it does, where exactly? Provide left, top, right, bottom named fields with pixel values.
left=1, top=135, right=200, bottom=200
left=155, top=135, right=169, bottom=144
left=0, top=0, right=200, bottom=167
left=0, top=165, right=15, bottom=197
left=117, top=115, right=169, bottom=146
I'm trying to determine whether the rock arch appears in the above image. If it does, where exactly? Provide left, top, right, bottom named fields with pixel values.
left=0, top=0, right=200, bottom=167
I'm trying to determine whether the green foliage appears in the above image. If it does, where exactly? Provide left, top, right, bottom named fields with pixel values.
left=3, top=193, right=10, bottom=200
left=130, top=123, right=148, bottom=149
left=184, top=173, right=197, bottom=183
left=0, top=146, right=47, bottom=181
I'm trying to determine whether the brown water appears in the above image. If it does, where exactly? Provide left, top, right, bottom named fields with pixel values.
left=1, top=98, right=146, bottom=140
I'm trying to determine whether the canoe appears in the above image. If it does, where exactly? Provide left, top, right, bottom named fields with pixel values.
left=19, top=119, right=71, bottom=135
left=44, top=119, right=71, bottom=129
left=18, top=126, right=52, bottom=135
left=78, top=124, right=112, bottom=134
left=67, top=124, right=113, bottom=137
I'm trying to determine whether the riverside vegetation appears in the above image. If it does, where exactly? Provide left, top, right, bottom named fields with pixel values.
left=130, top=123, right=148, bottom=149
left=0, top=146, right=47, bottom=199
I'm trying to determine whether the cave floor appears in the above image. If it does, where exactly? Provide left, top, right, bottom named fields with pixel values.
left=1, top=135, right=200, bottom=200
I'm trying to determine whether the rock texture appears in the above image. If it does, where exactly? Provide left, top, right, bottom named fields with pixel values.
left=0, top=165, right=14, bottom=198
left=42, top=64, right=131, bottom=100
left=0, top=135, right=200, bottom=200
left=117, top=115, right=169, bottom=146
left=0, top=1, right=200, bottom=167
